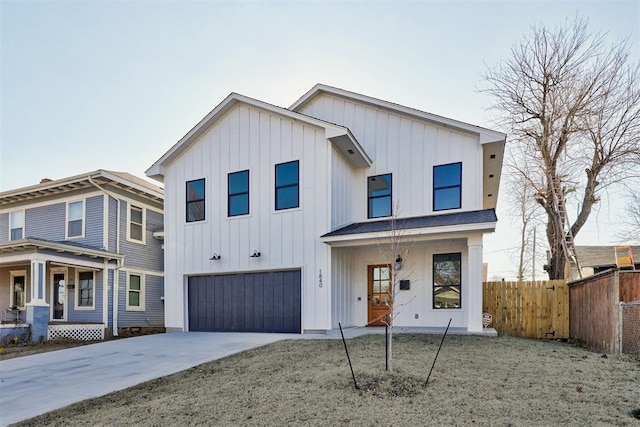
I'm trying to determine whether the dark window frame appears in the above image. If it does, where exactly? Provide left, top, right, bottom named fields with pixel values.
left=275, top=160, right=300, bottom=211
left=433, top=162, right=462, bottom=211
left=367, top=173, right=392, bottom=219
left=77, top=271, right=94, bottom=308
left=186, top=179, right=206, bottom=223
left=433, top=252, right=462, bottom=309
left=228, top=170, right=250, bottom=217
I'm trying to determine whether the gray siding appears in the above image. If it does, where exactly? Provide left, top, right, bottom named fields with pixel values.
left=19, top=195, right=103, bottom=248
left=117, top=271, right=164, bottom=327
left=84, top=196, right=104, bottom=248
left=66, top=267, right=104, bottom=323
left=119, top=202, right=163, bottom=271
left=108, top=198, right=117, bottom=252
left=0, top=213, right=8, bottom=243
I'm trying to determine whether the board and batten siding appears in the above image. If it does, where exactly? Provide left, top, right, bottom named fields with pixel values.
left=163, top=103, right=332, bottom=331
left=330, top=147, right=359, bottom=230
left=299, top=93, right=484, bottom=218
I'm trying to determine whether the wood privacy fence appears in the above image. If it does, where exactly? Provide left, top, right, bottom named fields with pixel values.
left=483, top=280, right=569, bottom=339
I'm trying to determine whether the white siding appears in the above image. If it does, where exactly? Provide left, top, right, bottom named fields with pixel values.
left=331, top=239, right=471, bottom=329
left=163, top=104, right=333, bottom=331
left=302, top=94, right=483, bottom=220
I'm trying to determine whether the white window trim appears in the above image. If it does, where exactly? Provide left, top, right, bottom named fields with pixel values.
left=9, top=209, right=25, bottom=241
left=126, top=204, right=146, bottom=244
left=65, top=199, right=85, bottom=239
left=75, top=270, right=95, bottom=310
left=9, top=270, right=27, bottom=309
left=126, top=272, right=145, bottom=311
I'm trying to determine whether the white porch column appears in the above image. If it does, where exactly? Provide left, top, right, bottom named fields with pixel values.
left=467, top=235, right=483, bottom=332
left=30, top=259, right=47, bottom=303
left=27, top=259, right=50, bottom=341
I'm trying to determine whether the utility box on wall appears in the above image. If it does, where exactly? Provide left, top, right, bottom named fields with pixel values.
left=400, top=280, right=410, bottom=290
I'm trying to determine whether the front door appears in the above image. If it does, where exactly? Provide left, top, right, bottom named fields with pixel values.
left=52, top=272, right=66, bottom=320
left=368, top=265, right=392, bottom=326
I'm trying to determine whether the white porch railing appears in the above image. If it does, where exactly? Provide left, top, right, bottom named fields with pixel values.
left=47, top=323, right=105, bottom=341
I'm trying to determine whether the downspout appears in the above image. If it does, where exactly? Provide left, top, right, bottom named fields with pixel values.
left=88, top=176, right=123, bottom=337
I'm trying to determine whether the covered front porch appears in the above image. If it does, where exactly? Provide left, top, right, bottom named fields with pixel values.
left=0, top=238, right=121, bottom=341
left=323, top=210, right=496, bottom=333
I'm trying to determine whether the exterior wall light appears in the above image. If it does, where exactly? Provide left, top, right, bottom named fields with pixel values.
left=250, top=250, right=261, bottom=258
left=210, top=254, right=221, bottom=260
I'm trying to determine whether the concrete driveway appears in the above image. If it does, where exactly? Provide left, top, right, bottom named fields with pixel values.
left=0, top=332, right=291, bottom=426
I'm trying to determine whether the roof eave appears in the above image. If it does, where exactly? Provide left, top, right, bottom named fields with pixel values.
left=321, top=221, right=497, bottom=247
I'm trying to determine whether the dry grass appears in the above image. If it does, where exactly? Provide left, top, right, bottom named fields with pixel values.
left=13, top=334, right=640, bottom=426
left=0, top=336, right=91, bottom=361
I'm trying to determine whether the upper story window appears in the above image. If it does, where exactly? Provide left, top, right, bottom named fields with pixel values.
left=77, top=271, right=94, bottom=309
left=186, top=179, right=205, bottom=222
left=433, top=253, right=461, bottom=309
left=9, top=210, right=24, bottom=240
left=128, top=205, right=145, bottom=243
left=67, top=200, right=84, bottom=238
left=368, top=174, right=392, bottom=218
left=275, top=161, right=299, bottom=210
left=433, top=162, right=462, bottom=211
left=228, top=170, right=249, bottom=217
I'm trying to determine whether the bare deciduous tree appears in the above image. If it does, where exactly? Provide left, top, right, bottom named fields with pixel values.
left=375, top=204, right=414, bottom=372
left=484, top=16, right=640, bottom=279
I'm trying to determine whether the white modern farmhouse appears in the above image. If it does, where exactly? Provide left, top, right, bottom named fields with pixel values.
left=147, top=84, right=505, bottom=334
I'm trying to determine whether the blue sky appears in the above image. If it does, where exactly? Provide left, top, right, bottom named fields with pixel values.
left=1, top=0, right=638, bottom=279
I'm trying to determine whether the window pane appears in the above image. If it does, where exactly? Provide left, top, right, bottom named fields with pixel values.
left=368, top=174, right=392, bottom=197
left=186, top=179, right=205, bottom=202
left=187, top=201, right=205, bottom=222
left=434, top=253, right=461, bottom=309
left=10, top=211, right=23, bottom=227
left=276, top=186, right=299, bottom=210
left=434, top=163, right=461, bottom=187
left=369, top=196, right=391, bottom=218
left=228, top=170, right=249, bottom=194
left=129, top=291, right=140, bottom=306
left=68, top=201, right=83, bottom=221
left=131, top=207, right=143, bottom=224
left=276, top=161, right=299, bottom=187
left=68, top=219, right=82, bottom=237
left=434, top=188, right=461, bottom=210
left=229, top=194, right=249, bottom=216
left=131, top=223, right=143, bottom=241
left=11, top=228, right=23, bottom=241
left=130, top=275, right=141, bottom=291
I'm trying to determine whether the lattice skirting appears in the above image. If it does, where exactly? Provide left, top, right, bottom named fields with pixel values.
left=48, top=324, right=105, bottom=341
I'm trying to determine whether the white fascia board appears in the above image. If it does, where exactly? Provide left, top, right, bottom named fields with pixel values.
left=326, top=127, right=372, bottom=168
left=0, top=170, right=103, bottom=200
left=0, top=239, right=124, bottom=261
left=99, top=170, right=164, bottom=201
left=291, top=84, right=506, bottom=143
left=145, top=92, right=360, bottom=178
left=321, top=221, right=497, bottom=247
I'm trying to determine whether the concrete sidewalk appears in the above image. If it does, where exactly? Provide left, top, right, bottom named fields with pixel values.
left=0, top=332, right=290, bottom=426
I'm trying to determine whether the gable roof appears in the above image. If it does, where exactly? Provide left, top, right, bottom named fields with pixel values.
left=146, top=92, right=372, bottom=182
left=290, top=84, right=506, bottom=210
left=575, top=245, right=640, bottom=268
left=290, top=84, right=506, bottom=144
left=0, top=170, right=163, bottom=207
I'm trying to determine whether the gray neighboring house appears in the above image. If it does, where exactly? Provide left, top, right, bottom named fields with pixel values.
left=0, top=170, right=164, bottom=341
left=573, top=245, right=640, bottom=278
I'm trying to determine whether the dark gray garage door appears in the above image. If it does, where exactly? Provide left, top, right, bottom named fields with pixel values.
left=188, top=270, right=301, bottom=333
